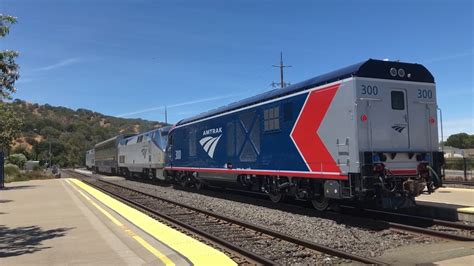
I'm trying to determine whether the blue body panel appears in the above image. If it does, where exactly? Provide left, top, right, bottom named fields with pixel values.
left=168, top=93, right=309, bottom=172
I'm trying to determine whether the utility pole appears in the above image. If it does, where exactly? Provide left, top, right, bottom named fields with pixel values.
left=48, top=141, right=52, bottom=168
left=272, top=52, right=292, bottom=88
left=164, top=106, right=168, bottom=124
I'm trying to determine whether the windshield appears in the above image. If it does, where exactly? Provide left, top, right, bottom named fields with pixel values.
left=154, top=128, right=169, bottom=150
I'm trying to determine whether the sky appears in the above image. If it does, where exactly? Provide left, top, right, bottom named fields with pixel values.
left=1, top=0, right=473, bottom=138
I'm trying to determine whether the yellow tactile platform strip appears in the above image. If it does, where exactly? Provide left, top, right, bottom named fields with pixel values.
left=67, top=178, right=236, bottom=266
left=458, top=207, right=474, bottom=214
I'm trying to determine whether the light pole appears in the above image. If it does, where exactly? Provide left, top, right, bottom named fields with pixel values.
left=48, top=141, right=52, bottom=168
left=33, top=129, right=39, bottom=161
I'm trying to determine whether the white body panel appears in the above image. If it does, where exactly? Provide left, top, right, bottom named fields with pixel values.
left=85, top=149, right=95, bottom=169
left=355, top=78, right=438, bottom=172
left=118, top=129, right=167, bottom=173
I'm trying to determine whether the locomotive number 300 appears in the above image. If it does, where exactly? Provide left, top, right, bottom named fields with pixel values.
left=361, top=85, right=378, bottom=95
left=417, top=89, right=432, bottom=99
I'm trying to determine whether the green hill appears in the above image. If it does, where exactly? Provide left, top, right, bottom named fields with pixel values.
left=7, top=99, right=166, bottom=167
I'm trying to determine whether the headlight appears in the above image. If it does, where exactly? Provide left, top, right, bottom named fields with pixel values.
left=398, top=68, right=405, bottom=77
left=390, top=67, right=397, bottom=77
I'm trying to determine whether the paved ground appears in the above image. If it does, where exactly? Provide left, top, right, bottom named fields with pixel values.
left=0, top=179, right=148, bottom=265
left=0, top=179, right=234, bottom=265
left=378, top=241, right=474, bottom=265
left=417, top=187, right=474, bottom=207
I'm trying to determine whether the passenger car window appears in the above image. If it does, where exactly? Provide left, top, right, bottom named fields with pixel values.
left=391, top=91, right=405, bottom=110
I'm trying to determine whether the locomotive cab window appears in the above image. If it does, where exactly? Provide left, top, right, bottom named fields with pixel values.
left=391, top=91, right=405, bottom=110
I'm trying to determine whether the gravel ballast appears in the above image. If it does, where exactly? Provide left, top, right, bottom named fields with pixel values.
left=106, top=177, right=440, bottom=259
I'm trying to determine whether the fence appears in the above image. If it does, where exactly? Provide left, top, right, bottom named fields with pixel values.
left=443, top=157, right=473, bottom=181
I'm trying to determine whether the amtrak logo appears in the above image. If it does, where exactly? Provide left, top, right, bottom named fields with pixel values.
left=392, top=125, right=406, bottom=133
left=199, top=134, right=222, bottom=158
left=203, top=127, right=222, bottom=136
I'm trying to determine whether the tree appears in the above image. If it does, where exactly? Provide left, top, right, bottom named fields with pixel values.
left=1, top=14, right=20, bottom=188
left=445, top=133, right=474, bottom=149
left=1, top=14, right=21, bottom=150
left=0, top=14, right=19, bottom=98
left=0, top=103, right=22, bottom=150
left=0, top=14, right=21, bottom=150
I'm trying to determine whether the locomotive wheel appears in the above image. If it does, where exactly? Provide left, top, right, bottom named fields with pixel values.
left=269, top=192, right=286, bottom=203
left=311, top=195, right=329, bottom=211
left=194, top=180, right=205, bottom=190
left=178, top=174, right=188, bottom=187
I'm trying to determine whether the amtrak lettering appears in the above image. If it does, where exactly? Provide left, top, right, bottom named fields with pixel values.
left=202, top=127, right=222, bottom=136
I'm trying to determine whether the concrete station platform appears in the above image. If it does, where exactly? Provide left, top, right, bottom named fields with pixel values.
left=74, top=169, right=125, bottom=181
left=416, top=187, right=474, bottom=222
left=0, top=179, right=235, bottom=265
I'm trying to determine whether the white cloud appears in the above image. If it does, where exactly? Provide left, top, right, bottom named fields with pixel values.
left=116, top=93, right=244, bottom=117
left=35, top=58, right=82, bottom=71
left=424, top=48, right=473, bottom=63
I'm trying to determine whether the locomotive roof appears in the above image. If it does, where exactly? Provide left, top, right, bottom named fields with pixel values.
left=122, top=125, right=172, bottom=141
left=177, top=59, right=434, bottom=126
left=95, top=134, right=135, bottom=148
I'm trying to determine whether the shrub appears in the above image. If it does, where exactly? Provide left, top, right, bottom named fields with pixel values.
left=23, top=170, right=55, bottom=180
left=4, top=163, right=25, bottom=182
left=3, top=164, right=54, bottom=182
left=7, top=153, right=27, bottom=169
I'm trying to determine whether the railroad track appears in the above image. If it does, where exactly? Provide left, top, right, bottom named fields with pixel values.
left=65, top=170, right=383, bottom=265
left=189, top=180, right=474, bottom=242
left=345, top=207, right=474, bottom=242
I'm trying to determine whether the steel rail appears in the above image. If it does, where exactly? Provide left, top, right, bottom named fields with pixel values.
left=386, top=221, right=474, bottom=242
left=362, top=208, right=474, bottom=231
left=338, top=207, right=474, bottom=241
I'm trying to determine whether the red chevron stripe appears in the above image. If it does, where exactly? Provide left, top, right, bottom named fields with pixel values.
left=291, top=84, right=341, bottom=173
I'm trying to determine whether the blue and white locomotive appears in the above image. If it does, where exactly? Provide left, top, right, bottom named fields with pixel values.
left=163, top=59, right=444, bottom=210
left=117, top=126, right=171, bottom=179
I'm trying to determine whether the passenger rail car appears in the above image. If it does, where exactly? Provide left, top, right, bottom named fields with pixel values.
left=164, top=59, right=444, bottom=210
left=118, top=127, right=170, bottom=179
left=85, top=149, right=95, bottom=170
left=94, top=134, right=134, bottom=174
